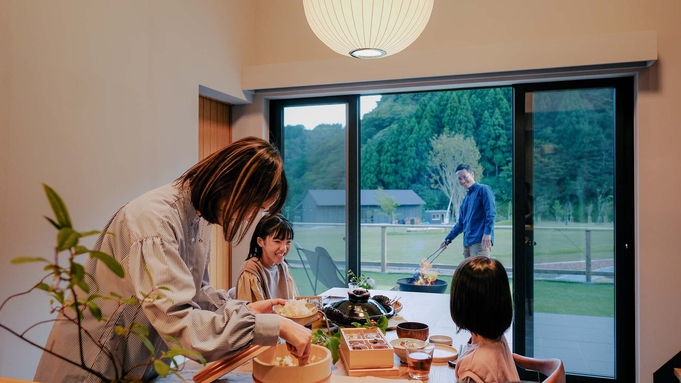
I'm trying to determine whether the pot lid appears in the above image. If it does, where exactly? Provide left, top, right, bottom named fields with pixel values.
left=323, top=291, right=395, bottom=326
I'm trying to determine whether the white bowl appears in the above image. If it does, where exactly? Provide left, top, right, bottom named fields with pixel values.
left=253, top=343, right=331, bottom=383
left=389, top=338, right=427, bottom=363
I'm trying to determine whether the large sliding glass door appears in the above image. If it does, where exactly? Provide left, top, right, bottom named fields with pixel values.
left=513, top=78, right=635, bottom=381
left=270, top=76, right=635, bottom=382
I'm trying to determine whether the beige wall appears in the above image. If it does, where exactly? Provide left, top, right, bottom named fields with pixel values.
left=2, top=0, right=680, bottom=381
left=234, top=1, right=681, bottom=382
left=0, top=0, right=255, bottom=379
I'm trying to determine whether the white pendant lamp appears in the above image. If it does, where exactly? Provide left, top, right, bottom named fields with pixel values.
left=303, top=0, right=434, bottom=59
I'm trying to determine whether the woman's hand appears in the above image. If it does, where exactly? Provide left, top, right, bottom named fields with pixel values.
left=246, top=298, right=287, bottom=314
left=246, top=299, right=312, bottom=364
left=279, top=317, right=312, bottom=365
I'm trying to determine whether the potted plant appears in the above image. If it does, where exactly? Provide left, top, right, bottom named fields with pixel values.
left=347, top=270, right=375, bottom=290
left=0, top=185, right=205, bottom=382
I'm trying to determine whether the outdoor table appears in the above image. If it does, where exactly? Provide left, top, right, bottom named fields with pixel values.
left=156, top=287, right=473, bottom=382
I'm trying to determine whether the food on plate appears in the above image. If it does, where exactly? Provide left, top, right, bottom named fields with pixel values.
left=399, top=340, right=423, bottom=348
left=278, top=299, right=315, bottom=318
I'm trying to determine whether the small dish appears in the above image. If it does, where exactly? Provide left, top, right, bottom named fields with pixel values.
left=389, top=338, right=426, bottom=363
left=391, top=300, right=403, bottom=313
left=432, top=343, right=458, bottom=363
left=429, top=334, right=453, bottom=346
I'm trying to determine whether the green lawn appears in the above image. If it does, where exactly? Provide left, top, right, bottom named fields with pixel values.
left=291, top=223, right=614, bottom=269
left=288, top=223, right=614, bottom=318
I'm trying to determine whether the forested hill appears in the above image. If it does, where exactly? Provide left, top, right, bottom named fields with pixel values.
left=282, top=87, right=614, bottom=225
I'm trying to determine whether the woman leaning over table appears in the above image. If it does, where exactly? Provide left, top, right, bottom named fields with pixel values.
left=236, top=214, right=299, bottom=302
left=34, top=136, right=311, bottom=383
left=449, top=256, right=519, bottom=383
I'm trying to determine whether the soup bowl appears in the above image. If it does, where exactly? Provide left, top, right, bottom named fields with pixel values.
left=396, top=321, right=429, bottom=341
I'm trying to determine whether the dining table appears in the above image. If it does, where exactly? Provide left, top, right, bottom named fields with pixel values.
left=156, top=287, right=474, bottom=383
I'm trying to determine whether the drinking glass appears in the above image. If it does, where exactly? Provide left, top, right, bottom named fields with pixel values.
left=405, top=342, right=435, bottom=379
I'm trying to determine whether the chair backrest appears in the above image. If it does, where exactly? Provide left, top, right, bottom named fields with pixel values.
left=294, top=242, right=319, bottom=294
left=314, top=246, right=346, bottom=290
left=512, top=353, right=565, bottom=383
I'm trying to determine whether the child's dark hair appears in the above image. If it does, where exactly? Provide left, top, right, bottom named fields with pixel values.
left=247, top=214, right=294, bottom=260
left=449, top=256, right=513, bottom=340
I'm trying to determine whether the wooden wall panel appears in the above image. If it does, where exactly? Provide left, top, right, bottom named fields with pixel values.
left=198, top=96, right=232, bottom=290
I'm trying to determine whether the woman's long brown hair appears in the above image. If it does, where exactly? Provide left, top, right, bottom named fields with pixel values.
left=176, top=136, right=288, bottom=244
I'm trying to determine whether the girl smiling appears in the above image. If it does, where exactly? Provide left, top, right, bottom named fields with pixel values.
left=236, top=214, right=299, bottom=302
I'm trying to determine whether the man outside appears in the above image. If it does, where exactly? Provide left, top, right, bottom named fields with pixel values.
left=441, top=164, right=496, bottom=258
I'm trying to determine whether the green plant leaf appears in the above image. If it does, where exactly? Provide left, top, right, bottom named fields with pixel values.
left=86, top=293, right=102, bottom=302
left=162, top=349, right=184, bottom=361
left=57, top=228, right=80, bottom=251
left=132, top=332, right=155, bottom=354
left=89, top=251, right=124, bottom=278
left=115, top=325, right=127, bottom=336
left=73, top=245, right=89, bottom=255
left=79, top=230, right=101, bottom=238
left=11, top=256, right=50, bottom=264
left=165, top=335, right=183, bottom=349
left=191, top=351, right=207, bottom=365
left=162, top=348, right=207, bottom=365
left=36, top=282, right=51, bottom=292
left=88, top=301, right=103, bottom=321
left=54, top=291, right=65, bottom=304
left=76, top=278, right=90, bottom=293
left=131, top=322, right=149, bottom=337
left=376, top=315, right=389, bottom=335
left=311, top=330, right=341, bottom=365
left=327, top=336, right=340, bottom=364
left=70, top=261, right=85, bottom=281
left=153, top=360, right=170, bottom=377
left=122, top=297, right=138, bottom=305
left=43, top=184, right=72, bottom=229
left=44, top=216, right=61, bottom=230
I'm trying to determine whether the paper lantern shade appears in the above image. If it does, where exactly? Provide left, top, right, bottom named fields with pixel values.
left=303, top=0, right=434, bottom=59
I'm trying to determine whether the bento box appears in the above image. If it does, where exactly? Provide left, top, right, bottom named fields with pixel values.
left=338, top=327, right=394, bottom=369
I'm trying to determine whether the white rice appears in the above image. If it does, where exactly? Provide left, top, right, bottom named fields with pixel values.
left=279, top=299, right=314, bottom=317
left=274, top=355, right=296, bottom=366
left=273, top=354, right=319, bottom=366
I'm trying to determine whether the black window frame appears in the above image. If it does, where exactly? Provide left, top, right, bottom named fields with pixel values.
left=269, top=76, right=635, bottom=382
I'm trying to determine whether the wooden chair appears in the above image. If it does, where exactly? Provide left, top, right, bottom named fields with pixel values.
left=513, top=353, right=566, bottom=383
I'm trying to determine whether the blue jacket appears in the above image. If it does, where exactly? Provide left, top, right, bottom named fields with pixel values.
left=445, top=183, right=496, bottom=247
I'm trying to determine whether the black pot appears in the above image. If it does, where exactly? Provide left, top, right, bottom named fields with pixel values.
left=323, top=290, right=395, bottom=326
left=396, top=278, right=448, bottom=293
